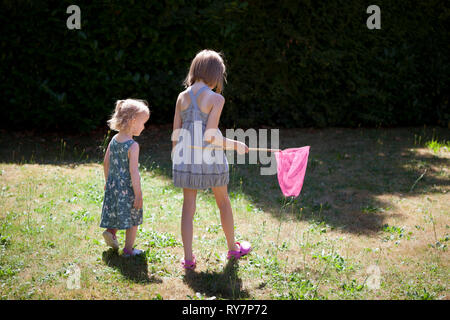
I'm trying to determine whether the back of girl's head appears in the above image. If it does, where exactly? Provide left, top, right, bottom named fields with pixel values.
left=107, top=98, right=150, bottom=131
left=183, top=49, right=227, bottom=93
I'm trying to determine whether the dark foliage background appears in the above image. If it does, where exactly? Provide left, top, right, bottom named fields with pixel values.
left=1, top=0, right=448, bottom=132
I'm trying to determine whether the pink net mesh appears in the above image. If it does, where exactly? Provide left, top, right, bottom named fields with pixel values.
left=274, top=146, right=310, bottom=197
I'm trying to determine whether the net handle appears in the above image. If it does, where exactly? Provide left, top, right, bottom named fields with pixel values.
left=189, top=145, right=281, bottom=152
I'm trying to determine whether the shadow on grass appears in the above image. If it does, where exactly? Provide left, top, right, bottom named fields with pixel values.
left=139, top=126, right=450, bottom=236
left=183, top=259, right=250, bottom=299
left=101, top=248, right=162, bottom=284
left=1, top=126, right=449, bottom=236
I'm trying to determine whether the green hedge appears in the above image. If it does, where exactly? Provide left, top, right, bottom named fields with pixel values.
left=1, top=0, right=448, bottom=132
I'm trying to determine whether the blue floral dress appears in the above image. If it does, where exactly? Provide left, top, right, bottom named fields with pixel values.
left=100, top=136, right=143, bottom=230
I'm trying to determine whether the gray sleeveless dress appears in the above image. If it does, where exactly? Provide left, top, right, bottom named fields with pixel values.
left=100, top=136, right=143, bottom=229
left=172, top=86, right=229, bottom=189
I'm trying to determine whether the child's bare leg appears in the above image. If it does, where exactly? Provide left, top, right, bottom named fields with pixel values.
left=106, top=228, right=118, bottom=239
left=124, top=226, right=138, bottom=252
left=181, top=188, right=197, bottom=261
left=212, top=185, right=239, bottom=252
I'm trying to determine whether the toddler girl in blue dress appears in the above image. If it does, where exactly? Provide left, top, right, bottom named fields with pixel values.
left=100, top=98, right=150, bottom=257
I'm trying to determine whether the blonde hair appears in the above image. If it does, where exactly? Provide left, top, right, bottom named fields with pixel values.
left=183, top=49, right=227, bottom=93
left=107, top=98, right=150, bottom=131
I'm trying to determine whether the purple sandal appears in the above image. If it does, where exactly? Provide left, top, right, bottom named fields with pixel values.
left=181, top=255, right=196, bottom=270
left=227, top=241, right=252, bottom=260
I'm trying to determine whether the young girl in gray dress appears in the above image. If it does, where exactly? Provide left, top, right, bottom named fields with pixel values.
left=172, top=50, right=252, bottom=269
left=101, top=99, right=150, bottom=257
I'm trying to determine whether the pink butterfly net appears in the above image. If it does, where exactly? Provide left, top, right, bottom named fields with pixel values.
left=274, top=146, right=310, bottom=197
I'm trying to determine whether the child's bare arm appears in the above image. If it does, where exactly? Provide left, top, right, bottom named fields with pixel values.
left=172, top=94, right=183, bottom=150
left=129, top=142, right=143, bottom=209
left=204, top=94, right=248, bottom=154
left=103, top=142, right=111, bottom=189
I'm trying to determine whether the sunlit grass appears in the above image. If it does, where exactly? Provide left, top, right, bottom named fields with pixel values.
left=426, top=139, right=450, bottom=154
left=0, top=127, right=449, bottom=299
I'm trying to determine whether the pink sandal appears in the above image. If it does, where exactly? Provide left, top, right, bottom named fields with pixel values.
left=227, top=241, right=252, bottom=260
left=181, top=255, right=196, bottom=270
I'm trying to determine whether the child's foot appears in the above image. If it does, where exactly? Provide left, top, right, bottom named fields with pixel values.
left=181, top=255, right=196, bottom=270
left=227, top=241, right=252, bottom=260
left=102, top=230, right=119, bottom=249
left=123, top=247, right=144, bottom=257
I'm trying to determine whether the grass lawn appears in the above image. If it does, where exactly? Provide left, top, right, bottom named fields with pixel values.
left=0, top=126, right=449, bottom=300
